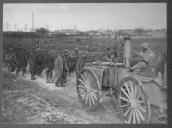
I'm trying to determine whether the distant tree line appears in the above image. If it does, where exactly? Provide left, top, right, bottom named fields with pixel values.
left=3, top=27, right=50, bottom=40
left=3, top=32, right=40, bottom=39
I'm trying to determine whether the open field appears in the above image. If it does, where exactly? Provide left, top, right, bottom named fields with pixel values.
left=3, top=35, right=167, bottom=58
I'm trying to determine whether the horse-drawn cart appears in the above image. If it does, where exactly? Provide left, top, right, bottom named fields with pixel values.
left=75, top=37, right=166, bottom=124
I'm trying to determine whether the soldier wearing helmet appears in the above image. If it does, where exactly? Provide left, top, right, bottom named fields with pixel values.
left=102, top=48, right=115, bottom=62
left=130, top=42, right=156, bottom=76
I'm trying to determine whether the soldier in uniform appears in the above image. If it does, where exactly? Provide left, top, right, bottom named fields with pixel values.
left=130, top=43, right=167, bottom=114
left=54, top=50, right=69, bottom=87
left=63, top=49, right=70, bottom=74
left=74, top=47, right=79, bottom=57
left=130, top=42, right=156, bottom=77
left=102, top=48, right=115, bottom=63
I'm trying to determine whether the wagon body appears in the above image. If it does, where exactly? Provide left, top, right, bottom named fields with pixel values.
left=75, top=36, right=166, bottom=124
left=84, top=62, right=130, bottom=89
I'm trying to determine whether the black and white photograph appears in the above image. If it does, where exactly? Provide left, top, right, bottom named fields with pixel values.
left=2, top=3, right=167, bottom=124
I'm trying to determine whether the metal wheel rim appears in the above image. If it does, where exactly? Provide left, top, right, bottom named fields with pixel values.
left=76, top=68, right=99, bottom=110
left=118, top=77, right=150, bottom=124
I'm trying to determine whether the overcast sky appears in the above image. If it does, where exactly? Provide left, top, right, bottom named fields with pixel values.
left=3, top=3, right=166, bottom=31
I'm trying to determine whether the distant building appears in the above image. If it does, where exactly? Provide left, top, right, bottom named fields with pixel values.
left=147, top=30, right=166, bottom=38
left=115, top=29, right=166, bottom=38
left=60, top=29, right=80, bottom=36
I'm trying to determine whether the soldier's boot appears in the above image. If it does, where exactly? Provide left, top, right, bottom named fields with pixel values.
left=21, top=68, right=26, bottom=77
left=55, top=82, right=61, bottom=87
left=31, top=74, right=36, bottom=80
left=60, top=79, right=66, bottom=87
left=55, top=78, right=60, bottom=87
left=46, top=77, right=51, bottom=83
left=61, top=82, right=65, bottom=87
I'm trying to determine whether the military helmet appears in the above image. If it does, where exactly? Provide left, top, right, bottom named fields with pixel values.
left=141, top=42, right=149, bottom=50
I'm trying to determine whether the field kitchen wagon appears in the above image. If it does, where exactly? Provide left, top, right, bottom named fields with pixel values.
left=75, top=36, right=166, bottom=124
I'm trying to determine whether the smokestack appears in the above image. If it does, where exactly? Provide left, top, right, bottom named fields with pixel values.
left=124, top=36, right=131, bottom=68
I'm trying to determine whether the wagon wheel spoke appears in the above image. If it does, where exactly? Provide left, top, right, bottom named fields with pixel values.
left=88, top=94, right=91, bottom=107
left=85, top=93, right=89, bottom=105
left=135, top=107, right=145, bottom=121
left=129, top=81, right=134, bottom=98
left=124, top=82, right=132, bottom=97
left=124, top=107, right=131, bottom=117
left=90, top=92, right=96, bottom=105
left=136, top=100, right=145, bottom=104
left=119, top=96, right=129, bottom=102
left=83, top=72, right=91, bottom=86
left=90, top=88, right=98, bottom=93
left=78, top=78, right=87, bottom=87
left=120, top=104, right=129, bottom=108
left=88, top=93, right=93, bottom=105
left=80, top=74, right=88, bottom=87
left=90, top=92, right=97, bottom=100
left=133, top=109, right=136, bottom=124
left=121, top=87, right=130, bottom=99
left=127, top=109, right=133, bottom=123
left=134, top=109, right=141, bottom=124
left=137, top=104, right=146, bottom=113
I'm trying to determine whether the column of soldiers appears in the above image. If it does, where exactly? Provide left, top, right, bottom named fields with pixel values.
left=54, top=39, right=80, bottom=87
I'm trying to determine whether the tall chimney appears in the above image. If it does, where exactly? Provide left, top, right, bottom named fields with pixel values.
left=124, top=36, right=131, bottom=68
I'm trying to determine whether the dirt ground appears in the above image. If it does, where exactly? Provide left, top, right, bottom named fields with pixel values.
left=2, top=69, right=167, bottom=124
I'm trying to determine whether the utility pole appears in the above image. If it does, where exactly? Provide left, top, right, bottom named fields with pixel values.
left=6, top=22, right=9, bottom=31
left=14, top=23, right=17, bottom=32
left=32, top=12, right=35, bottom=42
left=92, top=35, right=94, bottom=44
left=32, top=12, right=34, bottom=32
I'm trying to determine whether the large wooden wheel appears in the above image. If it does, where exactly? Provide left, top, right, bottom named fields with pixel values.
left=117, top=77, right=151, bottom=124
left=76, top=68, right=100, bottom=110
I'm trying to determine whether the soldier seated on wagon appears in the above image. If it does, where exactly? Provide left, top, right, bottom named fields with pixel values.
left=102, top=48, right=115, bottom=63
left=130, top=42, right=157, bottom=77
left=130, top=54, right=143, bottom=67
